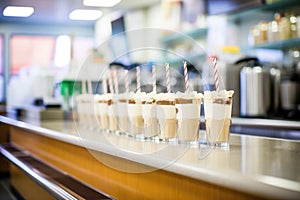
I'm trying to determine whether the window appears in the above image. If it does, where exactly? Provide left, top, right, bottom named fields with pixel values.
left=10, top=35, right=94, bottom=74
left=10, top=35, right=56, bottom=74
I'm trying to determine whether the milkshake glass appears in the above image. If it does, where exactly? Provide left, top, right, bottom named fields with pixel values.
left=142, top=92, right=158, bottom=139
left=127, top=92, right=146, bottom=137
left=175, top=92, right=203, bottom=144
left=94, top=94, right=109, bottom=130
left=156, top=93, right=177, bottom=142
left=107, top=94, right=118, bottom=132
left=117, top=93, right=130, bottom=134
left=204, top=90, right=234, bottom=147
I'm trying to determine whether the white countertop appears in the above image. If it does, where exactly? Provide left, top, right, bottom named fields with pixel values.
left=1, top=116, right=300, bottom=199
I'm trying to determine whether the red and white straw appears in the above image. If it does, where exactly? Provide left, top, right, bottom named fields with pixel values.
left=210, top=55, right=220, bottom=92
left=102, top=74, right=107, bottom=94
left=125, top=69, right=129, bottom=93
left=82, top=79, right=86, bottom=94
left=136, top=66, right=141, bottom=92
left=113, top=69, right=119, bottom=94
left=165, top=63, right=171, bottom=93
left=152, top=65, right=156, bottom=93
left=108, top=70, right=114, bottom=93
left=87, top=79, right=92, bottom=94
left=183, top=61, right=189, bottom=93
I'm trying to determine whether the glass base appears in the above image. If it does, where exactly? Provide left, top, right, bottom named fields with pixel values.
left=205, top=141, right=229, bottom=149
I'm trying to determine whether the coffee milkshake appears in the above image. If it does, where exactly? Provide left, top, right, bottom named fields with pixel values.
left=175, top=92, right=203, bottom=144
left=142, top=92, right=158, bottom=139
left=117, top=93, right=130, bottom=134
left=94, top=94, right=109, bottom=130
left=107, top=94, right=118, bottom=131
left=204, top=90, right=234, bottom=147
left=76, top=94, right=94, bottom=127
left=156, top=93, right=177, bottom=141
left=127, top=92, right=146, bottom=136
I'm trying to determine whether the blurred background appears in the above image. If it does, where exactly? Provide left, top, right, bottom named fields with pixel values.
left=0, top=0, right=299, bottom=121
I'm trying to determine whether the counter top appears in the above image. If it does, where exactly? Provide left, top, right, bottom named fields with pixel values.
left=232, top=117, right=300, bottom=130
left=1, top=116, right=299, bottom=199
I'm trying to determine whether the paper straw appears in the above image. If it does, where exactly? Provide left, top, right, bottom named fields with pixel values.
left=125, top=69, right=129, bottom=93
left=152, top=65, right=156, bottom=93
left=87, top=79, right=92, bottom=94
left=165, top=63, right=171, bottom=93
left=136, top=66, right=141, bottom=92
left=113, top=69, right=119, bottom=94
left=210, top=55, right=220, bottom=92
left=183, top=61, right=189, bottom=93
left=82, top=79, right=86, bottom=94
left=108, top=70, right=114, bottom=93
left=102, top=74, right=107, bottom=94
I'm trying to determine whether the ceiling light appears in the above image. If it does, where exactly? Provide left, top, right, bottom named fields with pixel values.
left=83, top=0, right=121, bottom=7
left=69, top=9, right=102, bottom=21
left=3, top=6, right=34, bottom=17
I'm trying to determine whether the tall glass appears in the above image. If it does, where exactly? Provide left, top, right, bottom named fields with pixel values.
left=142, top=92, right=158, bottom=139
left=156, top=93, right=177, bottom=142
left=94, top=94, right=109, bottom=130
left=176, top=92, right=203, bottom=144
left=204, top=90, right=234, bottom=147
left=127, top=92, right=146, bottom=137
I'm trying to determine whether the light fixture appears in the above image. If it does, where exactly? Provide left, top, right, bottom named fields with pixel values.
left=3, top=6, right=34, bottom=17
left=83, top=0, right=121, bottom=7
left=69, top=9, right=102, bottom=21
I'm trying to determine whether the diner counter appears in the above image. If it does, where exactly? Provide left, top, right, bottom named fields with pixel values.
left=0, top=115, right=299, bottom=199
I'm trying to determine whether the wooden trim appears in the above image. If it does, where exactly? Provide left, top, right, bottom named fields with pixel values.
left=10, top=126, right=267, bottom=200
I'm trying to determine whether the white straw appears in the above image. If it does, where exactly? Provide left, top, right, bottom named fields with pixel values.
left=82, top=79, right=86, bottom=94
left=210, top=56, right=220, bottom=92
left=165, top=63, right=171, bottom=93
left=102, top=74, right=107, bottom=94
left=113, top=69, right=119, bottom=94
left=152, top=65, right=156, bottom=93
left=125, top=69, right=129, bottom=93
left=108, top=70, right=114, bottom=93
left=87, top=79, right=92, bottom=94
left=136, top=66, right=141, bottom=92
left=183, top=61, right=189, bottom=93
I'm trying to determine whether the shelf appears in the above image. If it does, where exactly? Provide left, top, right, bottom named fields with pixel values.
left=228, top=0, right=300, bottom=21
left=243, top=38, right=300, bottom=50
left=160, top=28, right=208, bottom=45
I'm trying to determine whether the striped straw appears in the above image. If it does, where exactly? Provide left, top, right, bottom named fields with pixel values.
left=152, top=65, right=156, bottom=93
left=165, top=63, right=171, bottom=93
left=87, top=79, right=92, bottom=94
left=136, top=66, right=141, bottom=92
left=113, top=69, right=119, bottom=94
left=125, top=69, right=129, bottom=93
left=82, top=79, right=86, bottom=94
left=102, top=74, right=107, bottom=94
left=108, top=70, right=114, bottom=93
left=183, top=61, right=189, bottom=93
left=210, top=55, right=220, bottom=92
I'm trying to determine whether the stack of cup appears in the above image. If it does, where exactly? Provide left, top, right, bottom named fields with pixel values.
left=175, top=91, right=203, bottom=144
left=156, top=93, right=177, bottom=142
left=142, top=92, right=159, bottom=139
left=203, top=90, right=234, bottom=147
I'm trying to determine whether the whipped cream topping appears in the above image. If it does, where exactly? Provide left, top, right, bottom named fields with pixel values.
left=128, top=91, right=147, bottom=104
left=204, top=90, right=234, bottom=101
left=203, top=90, right=234, bottom=119
left=155, top=92, right=176, bottom=101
